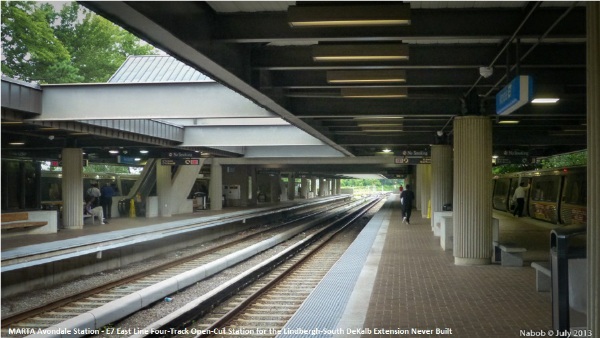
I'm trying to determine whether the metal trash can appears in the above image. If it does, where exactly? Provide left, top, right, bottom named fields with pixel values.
left=550, top=225, right=586, bottom=332
left=193, top=192, right=207, bottom=210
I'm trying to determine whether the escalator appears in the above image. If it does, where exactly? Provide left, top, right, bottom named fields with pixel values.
left=118, top=158, right=157, bottom=217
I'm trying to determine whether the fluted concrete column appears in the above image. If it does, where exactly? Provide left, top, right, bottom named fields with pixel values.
left=453, top=116, right=492, bottom=266
left=336, top=179, right=341, bottom=194
left=61, top=148, right=83, bottom=229
left=430, top=145, right=453, bottom=229
left=319, top=179, right=325, bottom=197
left=417, top=164, right=432, bottom=217
left=209, top=159, right=222, bottom=210
left=310, top=176, right=317, bottom=198
left=300, top=177, right=308, bottom=198
left=156, top=162, right=172, bottom=217
left=587, top=2, right=600, bottom=332
left=331, top=179, right=337, bottom=195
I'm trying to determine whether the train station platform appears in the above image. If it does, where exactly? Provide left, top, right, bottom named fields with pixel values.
left=283, top=194, right=562, bottom=338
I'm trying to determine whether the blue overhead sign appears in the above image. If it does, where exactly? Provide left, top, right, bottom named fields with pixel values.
left=495, top=75, right=534, bottom=115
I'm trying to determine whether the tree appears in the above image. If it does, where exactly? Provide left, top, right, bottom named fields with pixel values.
left=1, top=1, right=81, bottom=83
left=1, top=1, right=156, bottom=84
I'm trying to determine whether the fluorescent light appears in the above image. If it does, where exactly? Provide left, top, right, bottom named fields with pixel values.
left=9, top=142, right=25, bottom=145
left=341, top=87, right=408, bottom=98
left=532, top=98, right=559, bottom=104
left=288, top=4, right=410, bottom=27
left=498, top=120, right=520, bottom=124
left=382, top=148, right=392, bottom=153
left=109, top=150, right=119, bottom=154
left=313, top=44, right=409, bottom=62
left=139, top=150, right=149, bottom=154
left=327, top=70, right=406, bottom=84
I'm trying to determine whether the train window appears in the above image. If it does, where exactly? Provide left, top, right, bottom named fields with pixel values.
left=530, top=176, right=560, bottom=202
left=562, top=174, right=587, bottom=206
left=494, top=179, right=509, bottom=197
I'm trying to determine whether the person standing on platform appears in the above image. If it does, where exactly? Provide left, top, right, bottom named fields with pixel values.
left=100, top=182, right=115, bottom=219
left=400, top=184, right=415, bottom=224
left=512, top=182, right=530, bottom=217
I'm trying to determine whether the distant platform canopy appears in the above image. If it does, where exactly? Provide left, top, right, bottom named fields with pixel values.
left=108, top=55, right=214, bottom=83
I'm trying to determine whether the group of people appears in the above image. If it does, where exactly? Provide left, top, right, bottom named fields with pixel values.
left=85, top=182, right=115, bottom=225
left=398, top=180, right=530, bottom=224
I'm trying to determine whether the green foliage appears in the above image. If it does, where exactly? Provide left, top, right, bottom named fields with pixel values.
left=540, top=150, right=587, bottom=169
left=341, top=178, right=404, bottom=192
left=84, top=164, right=133, bottom=174
left=492, top=150, right=587, bottom=175
left=2, top=1, right=156, bottom=84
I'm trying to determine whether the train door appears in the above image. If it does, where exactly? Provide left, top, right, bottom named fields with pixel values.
left=492, top=178, right=511, bottom=211
left=529, top=175, right=561, bottom=223
left=560, top=169, right=587, bottom=225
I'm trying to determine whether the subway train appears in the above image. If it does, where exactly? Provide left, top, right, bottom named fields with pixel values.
left=492, top=166, right=587, bottom=226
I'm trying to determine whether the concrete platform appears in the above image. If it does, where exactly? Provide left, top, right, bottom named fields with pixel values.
left=283, top=194, right=555, bottom=337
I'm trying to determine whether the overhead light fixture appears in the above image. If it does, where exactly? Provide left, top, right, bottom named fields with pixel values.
left=341, top=87, right=408, bottom=98
left=9, top=142, right=25, bottom=146
left=140, top=149, right=149, bottom=154
left=327, top=70, right=406, bottom=84
left=109, top=150, right=119, bottom=154
left=382, top=148, right=392, bottom=153
left=357, top=123, right=403, bottom=127
left=498, top=120, right=520, bottom=124
left=288, top=4, right=410, bottom=27
left=313, top=44, right=409, bottom=62
left=532, top=98, right=560, bottom=104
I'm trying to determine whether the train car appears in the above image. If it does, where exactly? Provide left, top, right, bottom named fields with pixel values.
left=492, top=166, right=587, bottom=225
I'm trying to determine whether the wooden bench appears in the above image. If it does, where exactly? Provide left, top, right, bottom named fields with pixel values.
left=531, top=261, right=551, bottom=292
left=1, top=212, right=48, bottom=232
left=493, top=241, right=527, bottom=267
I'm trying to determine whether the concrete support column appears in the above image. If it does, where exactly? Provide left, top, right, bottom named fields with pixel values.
left=61, top=148, right=83, bottom=229
left=310, top=176, right=317, bottom=198
left=209, top=159, right=223, bottom=210
left=287, top=174, right=295, bottom=201
left=169, top=160, right=204, bottom=214
left=331, top=179, right=337, bottom=196
left=156, top=162, right=172, bottom=217
left=318, top=178, right=325, bottom=197
left=336, top=179, right=341, bottom=195
left=430, top=144, right=453, bottom=229
left=300, top=177, right=308, bottom=198
left=326, top=179, right=332, bottom=196
left=417, top=164, right=432, bottom=217
left=453, top=116, right=492, bottom=266
left=587, top=2, right=600, bottom=332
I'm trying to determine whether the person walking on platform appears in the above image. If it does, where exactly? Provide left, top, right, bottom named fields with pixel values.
left=512, top=182, right=530, bottom=217
left=100, top=182, right=115, bottom=219
left=400, top=184, right=415, bottom=224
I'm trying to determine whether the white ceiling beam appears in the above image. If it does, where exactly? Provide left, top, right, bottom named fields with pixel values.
left=38, top=82, right=276, bottom=120
left=182, top=125, right=326, bottom=147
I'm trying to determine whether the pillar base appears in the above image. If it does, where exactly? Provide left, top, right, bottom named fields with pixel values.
left=454, top=257, right=491, bottom=266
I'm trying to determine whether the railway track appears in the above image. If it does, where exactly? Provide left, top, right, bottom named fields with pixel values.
left=127, top=196, right=383, bottom=338
left=1, top=197, right=375, bottom=338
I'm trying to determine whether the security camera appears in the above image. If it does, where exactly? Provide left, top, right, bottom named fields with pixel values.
left=479, top=67, right=493, bottom=78
left=48, top=135, right=55, bottom=140
left=436, top=131, right=444, bottom=137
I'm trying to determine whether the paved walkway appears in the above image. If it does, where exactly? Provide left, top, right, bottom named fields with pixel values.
left=361, top=195, right=553, bottom=337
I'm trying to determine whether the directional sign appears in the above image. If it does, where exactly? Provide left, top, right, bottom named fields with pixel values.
left=160, top=158, right=201, bottom=166
left=496, top=75, right=534, bottom=115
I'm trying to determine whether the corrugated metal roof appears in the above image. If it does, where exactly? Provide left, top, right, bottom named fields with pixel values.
left=108, top=55, right=214, bottom=83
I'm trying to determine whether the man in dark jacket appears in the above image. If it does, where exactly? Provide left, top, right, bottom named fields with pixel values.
left=400, top=184, right=415, bottom=224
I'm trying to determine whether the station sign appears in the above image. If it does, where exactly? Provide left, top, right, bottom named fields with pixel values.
left=494, top=157, right=530, bottom=165
left=162, top=151, right=197, bottom=158
left=395, top=149, right=430, bottom=165
left=117, top=155, right=140, bottom=165
left=496, top=75, right=534, bottom=115
left=160, top=158, right=201, bottom=166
